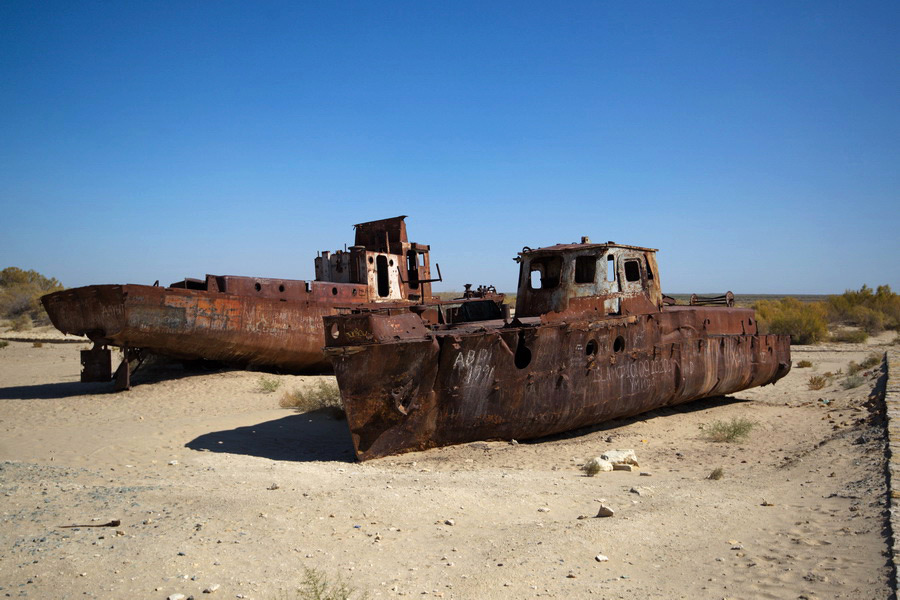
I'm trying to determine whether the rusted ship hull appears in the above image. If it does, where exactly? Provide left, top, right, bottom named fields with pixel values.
left=326, top=307, right=791, bottom=461
left=43, top=283, right=364, bottom=371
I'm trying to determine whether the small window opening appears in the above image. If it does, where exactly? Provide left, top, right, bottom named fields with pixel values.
left=278, top=284, right=285, bottom=293
left=574, top=256, right=596, bottom=284
left=585, top=339, right=598, bottom=355
left=645, top=257, right=654, bottom=280
left=376, top=255, right=389, bottom=297
left=624, top=260, right=641, bottom=282
left=254, top=282, right=262, bottom=292
left=368, top=256, right=374, bottom=264
left=613, top=336, right=625, bottom=353
left=332, top=287, right=338, bottom=295
left=606, top=255, right=616, bottom=282
left=528, top=256, right=562, bottom=290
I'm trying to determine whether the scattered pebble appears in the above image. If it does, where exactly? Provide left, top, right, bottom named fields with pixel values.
left=595, top=554, right=609, bottom=562
left=595, top=505, right=615, bottom=518
left=537, top=507, right=550, bottom=513
left=203, top=584, right=220, bottom=594
left=167, top=594, right=186, bottom=600
left=168, top=460, right=179, bottom=466
left=444, top=519, right=455, bottom=526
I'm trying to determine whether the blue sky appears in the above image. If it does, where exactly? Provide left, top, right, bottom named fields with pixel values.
left=1, top=1, right=897, bottom=294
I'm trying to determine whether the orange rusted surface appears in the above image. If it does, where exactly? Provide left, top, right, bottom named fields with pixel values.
left=325, top=239, right=791, bottom=461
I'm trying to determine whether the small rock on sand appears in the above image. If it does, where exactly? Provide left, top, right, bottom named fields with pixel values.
left=595, top=554, right=609, bottom=562
left=595, top=505, right=615, bottom=518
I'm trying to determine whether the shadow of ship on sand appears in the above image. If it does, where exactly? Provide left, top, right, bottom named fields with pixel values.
left=186, top=410, right=357, bottom=463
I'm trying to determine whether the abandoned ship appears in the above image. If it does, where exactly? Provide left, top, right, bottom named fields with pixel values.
left=42, top=216, right=502, bottom=389
left=324, top=238, right=792, bottom=461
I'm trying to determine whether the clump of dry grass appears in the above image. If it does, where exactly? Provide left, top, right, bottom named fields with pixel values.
left=582, top=461, right=602, bottom=477
left=0, top=340, right=8, bottom=349
left=842, top=374, right=865, bottom=390
left=807, top=375, right=827, bottom=391
left=32, top=341, right=43, bottom=348
left=257, top=375, right=282, bottom=393
left=702, top=417, right=755, bottom=443
left=796, top=360, right=813, bottom=368
left=832, top=329, right=869, bottom=343
left=707, top=467, right=724, bottom=480
left=859, top=352, right=881, bottom=369
left=280, top=381, right=344, bottom=418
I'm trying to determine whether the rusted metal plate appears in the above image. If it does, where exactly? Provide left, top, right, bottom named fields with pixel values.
left=325, top=240, right=792, bottom=461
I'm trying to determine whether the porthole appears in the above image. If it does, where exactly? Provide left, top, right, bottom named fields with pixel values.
left=254, top=282, right=262, bottom=292
left=278, top=284, right=285, bottom=293
left=585, top=339, right=598, bottom=356
left=329, top=323, right=340, bottom=340
left=613, top=336, right=625, bottom=353
left=389, top=259, right=394, bottom=266
left=332, top=287, right=338, bottom=295
left=368, top=256, right=374, bottom=264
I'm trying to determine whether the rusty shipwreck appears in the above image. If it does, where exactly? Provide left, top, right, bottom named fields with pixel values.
left=324, top=238, right=792, bottom=461
left=42, top=216, right=502, bottom=389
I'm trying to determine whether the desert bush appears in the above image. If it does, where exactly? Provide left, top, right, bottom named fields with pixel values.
left=707, top=467, right=724, bottom=480
left=0, top=340, right=8, bottom=349
left=753, top=297, right=828, bottom=345
left=286, top=567, right=368, bottom=600
left=796, top=360, right=813, bottom=368
left=847, top=361, right=863, bottom=375
left=0, top=267, right=64, bottom=326
left=827, top=284, right=900, bottom=332
left=831, top=329, right=869, bottom=343
left=258, top=375, right=282, bottom=393
left=807, top=375, right=827, bottom=390
left=842, top=374, right=864, bottom=390
left=703, top=417, right=755, bottom=443
left=860, top=353, right=881, bottom=369
left=281, top=381, right=343, bottom=415
left=582, top=460, right=602, bottom=477
left=32, top=341, right=43, bottom=348
left=9, top=314, right=32, bottom=331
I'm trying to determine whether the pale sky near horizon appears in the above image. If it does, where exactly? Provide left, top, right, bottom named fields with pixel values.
left=1, top=1, right=898, bottom=294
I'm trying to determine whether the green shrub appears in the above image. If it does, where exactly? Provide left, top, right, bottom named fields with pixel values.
left=258, top=375, right=282, bottom=393
left=807, top=375, right=827, bottom=390
left=286, top=567, right=368, bottom=600
left=703, top=417, right=755, bottom=443
left=832, top=329, right=869, bottom=343
left=842, top=375, right=864, bottom=390
left=581, top=460, right=602, bottom=477
left=753, top=297, right=828, bottom=345
left=796, top=360, right=813, bottom=368
left=281, top=381, right=343, bottom=416
left=0, top=267, right=64, bottom=326
left=0, top=340, right=8, bottom=349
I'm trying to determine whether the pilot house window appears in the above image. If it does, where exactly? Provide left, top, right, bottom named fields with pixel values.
left=574, top=256, right=596, bottom=284
left=528, top=256, right=562, bottom=290
left=624, top=259, right=641, bottom=282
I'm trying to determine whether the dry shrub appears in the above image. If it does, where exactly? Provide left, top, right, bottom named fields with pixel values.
left=281, top=381, right=343, bottom=417
left=703, top=417, right=755, bottom=443
left=0, top=340, right=8, bottom=350
left=753, top=298, right=828, bottom=345
left=832, top=329, right=869, bottom=344
left=707, top=467, right=724, bottom=480
left=860, top=352, right=881, bottom=369
left=827, top=284, right=900, bottom=333
left=10, top=314, right=32, bottom=331
left=582, top=461, right=602, bottom=477
left=796, top=360, right=813, bottom=368
left=32, top=341, right=43, bottom=348
left=807, top=375, right=827, bottom=390
left=0, top=267, right=64, bottom=326
left=842, top=374, right=864, bottom=390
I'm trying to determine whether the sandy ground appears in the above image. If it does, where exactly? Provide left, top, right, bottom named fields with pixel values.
left=0, top=328, right=895, bottom=599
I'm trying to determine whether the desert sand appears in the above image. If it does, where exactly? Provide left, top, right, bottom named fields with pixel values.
left=0, top=328, right=894, bottom=599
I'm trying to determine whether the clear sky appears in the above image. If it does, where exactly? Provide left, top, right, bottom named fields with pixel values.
left=1, top=1, right=897, bottom=294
